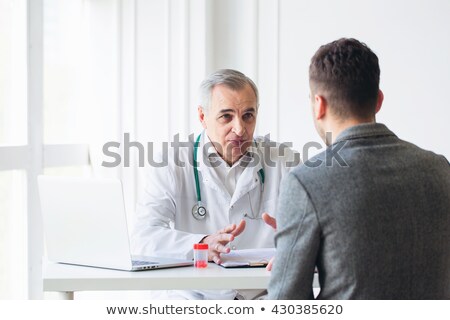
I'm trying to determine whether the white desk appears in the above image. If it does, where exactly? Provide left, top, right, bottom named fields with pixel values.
left=43, top=261, right=319, bottom=299
left=43, top=262, right=271, bottom=299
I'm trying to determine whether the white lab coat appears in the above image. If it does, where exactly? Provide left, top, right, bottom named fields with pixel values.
left=132, top=131, right=296, bottom=299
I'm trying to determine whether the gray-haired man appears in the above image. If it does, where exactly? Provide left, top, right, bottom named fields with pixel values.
left=133, top=69, right=295, bottom=299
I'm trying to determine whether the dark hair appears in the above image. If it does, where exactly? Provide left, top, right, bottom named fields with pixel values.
left=309, top=38, right=380, bottom=119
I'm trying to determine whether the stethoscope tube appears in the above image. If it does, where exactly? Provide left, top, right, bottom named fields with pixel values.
left=192, top=135, right=207, bottom=219
left=193, top=134, right=202, bottom=205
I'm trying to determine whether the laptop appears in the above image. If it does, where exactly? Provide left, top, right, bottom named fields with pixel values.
left=37, top=175, right=193, bottom=271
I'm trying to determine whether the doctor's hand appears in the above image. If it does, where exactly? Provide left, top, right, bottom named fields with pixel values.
left=262, top=212, right=277, bottom=271
left=200, top=219, right=246, bottom=264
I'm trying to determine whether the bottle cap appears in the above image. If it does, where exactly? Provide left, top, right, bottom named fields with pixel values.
left=194, top=243, right=209, bottom=250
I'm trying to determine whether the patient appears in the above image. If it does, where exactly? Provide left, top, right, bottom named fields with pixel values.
left=268, top=38, right=450, bottom=299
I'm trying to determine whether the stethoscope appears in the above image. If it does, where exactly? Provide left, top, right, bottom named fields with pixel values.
left=192, top=134, right=265, bottom=220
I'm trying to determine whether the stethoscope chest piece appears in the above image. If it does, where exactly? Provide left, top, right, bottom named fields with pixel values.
left=192, top=202, right=207, bottom=220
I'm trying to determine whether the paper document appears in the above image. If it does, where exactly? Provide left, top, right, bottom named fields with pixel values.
left=219, top=248, right=276, bottom=268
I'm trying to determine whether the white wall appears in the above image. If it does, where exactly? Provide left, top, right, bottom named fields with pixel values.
left=130, top=0, right=450, bottom=164
left=275, top=0, right=450, bottom=157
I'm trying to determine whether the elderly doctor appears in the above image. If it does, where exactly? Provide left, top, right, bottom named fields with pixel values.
left=132, top=69, right=295, bottom=299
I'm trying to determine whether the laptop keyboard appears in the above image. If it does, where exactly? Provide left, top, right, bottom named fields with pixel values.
left=132, top=260, right=157, bottom=266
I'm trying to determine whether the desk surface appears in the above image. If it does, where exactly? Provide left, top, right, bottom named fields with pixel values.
left=43, top=261, right=272, bottom=292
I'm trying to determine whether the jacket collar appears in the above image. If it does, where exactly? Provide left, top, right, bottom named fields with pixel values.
left=334, top=122, right=396, bottom=144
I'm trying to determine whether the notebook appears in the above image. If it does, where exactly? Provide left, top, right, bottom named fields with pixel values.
left=37, top=175, right=193, bottom=271
left=219, top=248, right=276, bottom=268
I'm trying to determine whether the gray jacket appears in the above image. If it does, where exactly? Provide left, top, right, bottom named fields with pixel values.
left=268, top=123, right=450, bottom=299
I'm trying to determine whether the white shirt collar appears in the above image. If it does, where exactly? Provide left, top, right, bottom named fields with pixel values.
left=196, top=131, right=261, bottom=197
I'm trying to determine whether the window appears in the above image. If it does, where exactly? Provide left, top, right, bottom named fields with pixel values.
left=44, top=0, right=119, bottom=145
left=0, top=171, right=27, bottom=299
left=0, top=0, right=27, bottom=145
left=0, top=0, right=94, bottom=299
left=0, top=0, right=28, bottom=299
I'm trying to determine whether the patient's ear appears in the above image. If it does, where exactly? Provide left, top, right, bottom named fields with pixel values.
left=375, top=90, right=384, bottom=114
left=314, top=95, right=327, bottom=120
